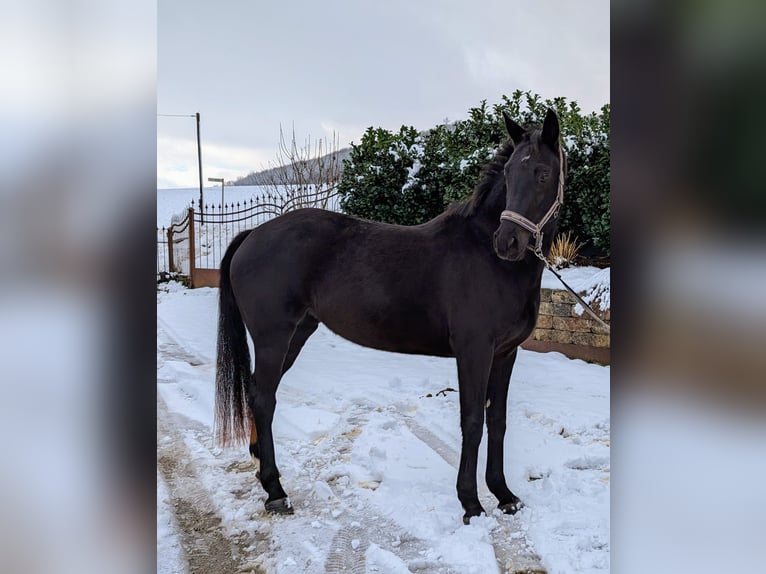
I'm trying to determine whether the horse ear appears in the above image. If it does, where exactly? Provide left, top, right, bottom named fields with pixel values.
left=503, top=111, right=526, bottom=145
left=541, top=108, right=560, bottom=150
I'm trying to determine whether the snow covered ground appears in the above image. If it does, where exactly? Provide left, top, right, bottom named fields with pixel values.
left=157, top=283, right=609, bottom=573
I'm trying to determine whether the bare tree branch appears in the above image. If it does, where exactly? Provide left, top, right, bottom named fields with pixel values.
left=259, top=126, right=343, bottom=213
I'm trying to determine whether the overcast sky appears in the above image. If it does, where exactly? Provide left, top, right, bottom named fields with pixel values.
left=158, top=0, right=609, bottom=189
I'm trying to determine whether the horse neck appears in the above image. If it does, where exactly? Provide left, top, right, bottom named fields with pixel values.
left=468, top=178, right=506, bottom=236
left=467, top=180, right=558, bottom=291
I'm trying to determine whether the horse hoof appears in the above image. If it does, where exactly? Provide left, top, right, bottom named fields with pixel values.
left=265, top=497, right=293, bottom=515
left=462, top=508, right=485, bottom=525
left=498, top=499, right=524, bottom=515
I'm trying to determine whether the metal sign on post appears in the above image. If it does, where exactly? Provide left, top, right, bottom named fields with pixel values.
left=208, top=177, right=225, bottom=206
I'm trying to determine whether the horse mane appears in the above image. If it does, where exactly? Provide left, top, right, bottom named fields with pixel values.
left=447, top=138, right=516, bottom=218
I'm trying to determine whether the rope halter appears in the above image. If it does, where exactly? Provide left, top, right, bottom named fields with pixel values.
left=499, top=143, right=565, bottom=259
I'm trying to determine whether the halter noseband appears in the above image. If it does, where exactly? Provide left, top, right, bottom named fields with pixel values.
left=499, top=144, right=565, bottom=258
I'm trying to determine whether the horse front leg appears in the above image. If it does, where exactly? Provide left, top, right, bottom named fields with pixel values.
left=485, top=349, right=523, bottom=514
left=455, top=343, right=494, bottom=524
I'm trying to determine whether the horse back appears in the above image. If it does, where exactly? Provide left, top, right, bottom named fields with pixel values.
left=229, top=209, right=454, bottom=355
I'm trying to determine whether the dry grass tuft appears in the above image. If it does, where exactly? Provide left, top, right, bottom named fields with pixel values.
left=549, top=231, right=583, bottom=269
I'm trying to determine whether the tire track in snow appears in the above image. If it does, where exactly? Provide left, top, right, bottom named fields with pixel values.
left=158, top=397, right=269, bottom=574
left=157, top=318, right=208, bottom=366
left=158, top=322, right=438, bottom=572
left=324, top=523, right=368, bottom=574
left=280, top=398, right=454, bottom=573
left=158, top=325, right=272, bottom=573
left=404, top=418, right=546, bottom=574
left=272, top=373, right=544, bottom=573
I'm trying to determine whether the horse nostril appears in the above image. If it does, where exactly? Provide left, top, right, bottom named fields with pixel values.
left=508, top=236, right=517, bottom=248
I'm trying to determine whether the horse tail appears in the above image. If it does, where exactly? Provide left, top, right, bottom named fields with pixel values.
left=214, top=229, right=253, bottom=447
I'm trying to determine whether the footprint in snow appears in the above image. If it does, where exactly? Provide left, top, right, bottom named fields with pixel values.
left=564, top=456, right=610, bottom=471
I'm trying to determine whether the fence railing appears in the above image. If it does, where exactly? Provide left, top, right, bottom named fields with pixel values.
left=157, top=185, right=340, bottom=286
left=157, top=209, right=192, bottom=282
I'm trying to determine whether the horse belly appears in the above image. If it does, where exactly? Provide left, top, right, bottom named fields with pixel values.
left=316, top=302, right=453, bottom=358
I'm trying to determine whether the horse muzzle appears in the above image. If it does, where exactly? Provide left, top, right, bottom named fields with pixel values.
left=493, top=224, right=529, bottom=261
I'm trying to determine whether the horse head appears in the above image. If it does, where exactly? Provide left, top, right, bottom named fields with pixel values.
left=493, top=109, right=565, bottom=261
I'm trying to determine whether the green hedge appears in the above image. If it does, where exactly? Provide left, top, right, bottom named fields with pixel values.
left=338, top=91, right=610, bottom=253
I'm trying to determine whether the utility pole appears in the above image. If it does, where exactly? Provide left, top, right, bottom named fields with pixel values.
left=196, top=112, right=204, bottom=224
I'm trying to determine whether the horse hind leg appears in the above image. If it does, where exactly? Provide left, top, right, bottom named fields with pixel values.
left=248, top=315, right=319, bottom=514
left=248, top=315, right=318, bottom=461
left=248, top=329, right=292, bottom=513
left=249, top=420, right=260, bottom=473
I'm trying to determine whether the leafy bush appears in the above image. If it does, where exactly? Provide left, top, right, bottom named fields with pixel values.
left=338, top=126, right=443, bottom=226
left=338, top=91, right=610, bottom=253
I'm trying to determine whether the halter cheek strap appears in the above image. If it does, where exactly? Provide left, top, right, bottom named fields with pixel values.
left=499, top=144, right=565, bottom=258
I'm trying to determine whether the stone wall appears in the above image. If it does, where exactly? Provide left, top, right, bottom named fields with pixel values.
left=521, top=288, right=611, bottom=364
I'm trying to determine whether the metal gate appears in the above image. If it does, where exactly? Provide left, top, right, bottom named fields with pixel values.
left=157, top=185, right=340, bottom=287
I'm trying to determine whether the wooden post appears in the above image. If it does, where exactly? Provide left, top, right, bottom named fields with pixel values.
left=167, top=227, right=175, bottom=272
left=187, top=207, right=196, bottom=287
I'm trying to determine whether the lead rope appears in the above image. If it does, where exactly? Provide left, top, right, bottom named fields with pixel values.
left=532, top=250, right=611, bottom=333
left=538, top=147, right=609, bottom=332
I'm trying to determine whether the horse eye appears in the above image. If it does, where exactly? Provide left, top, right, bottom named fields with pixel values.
left=537, top=169, right=551, bottom=184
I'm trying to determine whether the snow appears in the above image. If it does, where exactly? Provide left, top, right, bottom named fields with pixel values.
left=158, top=282, right=610, bottom=573
left=403, top=158, right=423, bottom=190
left=542, top=266, right=610, bottom=311
left=573, top=268, right=610, bottom=314
left=157, top=471, right=186, bottom=574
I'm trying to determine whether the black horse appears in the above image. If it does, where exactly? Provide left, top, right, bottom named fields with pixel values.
left=215, top=110, right=565, bottom=524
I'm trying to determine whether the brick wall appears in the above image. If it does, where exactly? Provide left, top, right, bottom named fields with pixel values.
left=521, top=288, right=611, bottom=364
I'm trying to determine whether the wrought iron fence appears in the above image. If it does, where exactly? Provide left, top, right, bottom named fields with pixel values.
left=157, top=185, right=340, bottom=285
left=157, top=209, right=191, bottom=282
